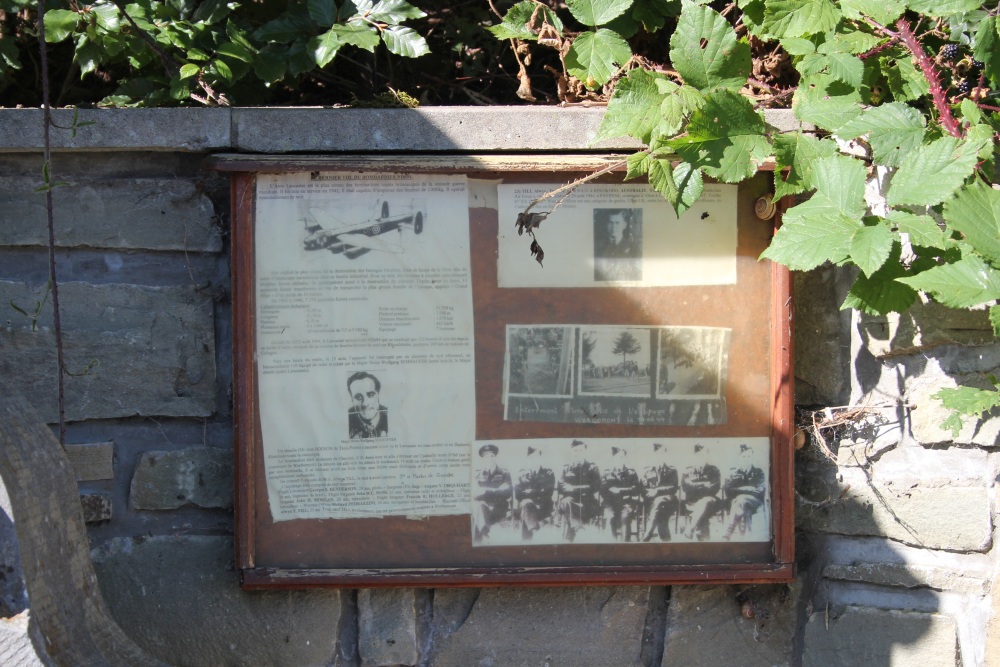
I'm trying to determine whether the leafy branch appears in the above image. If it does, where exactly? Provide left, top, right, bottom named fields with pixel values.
left=490, top=0, right=1000, bottom=437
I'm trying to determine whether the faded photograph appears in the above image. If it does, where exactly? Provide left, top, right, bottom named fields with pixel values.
left=505, top=326, right=574, bottom=398
left=593, top=208, right=642, bottom=282
left=579, top=326, right=651, bottom=398
left=469, top=437, right=769, bottom=546
left=301, top=198, right=426, bottom=260
left=656, top=327, right=730, bottom=399
left=346, top=371, right=388, bottom=439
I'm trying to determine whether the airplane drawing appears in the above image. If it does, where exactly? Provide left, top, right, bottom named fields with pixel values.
left=302, top=201, right=425, bottom=259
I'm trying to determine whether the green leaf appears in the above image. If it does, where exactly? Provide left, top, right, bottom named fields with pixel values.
left=780, top=37, right=815, bottom=55
left=973, top=17, right=1000, bottom=88
left=74, top=38, right=101, bottom=77
left=841, top=242, right=918, bottom=314
left=605, top=11, right=640, bottom=38
left=669, top=4, right=751, bottom=92
left=762, top=0, right=840, bottom=39
left=647, top=159, right=704, bottom=216
left=368, top=0, right=426, bottom=23
left=90, top=2, right=120, bottom=31
left=943, top=182, right=1000, bottom=266
left=886, top=210, right=946, bottom=248
left=905, top=0, right=980, bottom=17
left=193, top=0, right=236, bottom=23
left=566, top=0, right=633, bottom=26
left=835, top=102, right=926, bottom=168
left=667, top=90, right=770, bottom=182
left=881, top=51, right=928, bottom=102
left=253, top=50, right=286, bottom=83
left=212, top=58, right=233, bottom=83
left=217, top=41, right=253, bottom=63
left=793, top=74, right=862, bottom=131
left=625, top=151, right=651, bottom=180
left=898, top=255, right=1000, bottom=308
left=773, top=132, right=838, bottom=198
left=255, top=12, right=312, bottom=42
left=0, top=35, right=22, bottom=71
left=839, top=0, right=903, bottom=24
left=850, top=221, right=895, bottom=277
left=308, top=0, right=337, bottom=27
left=44, top=9, right=80, bottom=43
left=760, top=154, right=867, bottom=269
left=334, top=20, right=381, bottom=51
left=309, top=29, right=342, bottom=67
left=179, top=63, right=200, bottom=79
left=933, top=385, right=1000, bottom=418
left=826, top=52, right=863, bottom=87
left=169, top=77, right=191, bottom=100
left=381, top=25, right=430, bottom=58
left=565, top=29, right=631, bottom=87
left=595, top=68, right=670, bottom=143
left=990, top=305, right=1000, bottom=337
left=887, top=136, right=979, bottom=207
left=488, top=0, right=563, bottom=41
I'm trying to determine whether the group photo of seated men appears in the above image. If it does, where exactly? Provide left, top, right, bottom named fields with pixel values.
left=471, top=439, right=768, bottom=546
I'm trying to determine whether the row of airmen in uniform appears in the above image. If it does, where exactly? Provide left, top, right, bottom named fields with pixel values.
left=472, top=440, right=766, bottom=544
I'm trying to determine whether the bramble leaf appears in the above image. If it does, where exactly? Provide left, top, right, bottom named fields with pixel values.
left=850, top=220, right=894, bottom=277
left=762, top=0, right=840, bottom=39
left=887, top=136, right=979, bottom=207
left=647, top=159, right=703, bottom=216
left=841, top=242, right=918, bottom=314
left=943, top=182, right=1000, bottom=267
left=886, top=210, right=946, bottom=248
left=669, top=4, right=752, bottom=92
left=991, top=305, right=1000, bottom=337
left=773, top=131, right=837, bottom=198
left=898, top=255, right=1000, bottom=308
left=835, top=102, right=926, bottom=168
left=760, top=154, right=866, bottom=269
left=667, top=90, right=770, bottom=182
left=905, top=0, right=981, bottom=17
left=793, top=73, right=862, bottom=131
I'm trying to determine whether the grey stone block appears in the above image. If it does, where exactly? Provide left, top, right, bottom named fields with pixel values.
left=79, top=492, right=112, bottom=523
left=909, top=376, right=1000, bottom=447
left=796, top=465, right=991, bottom=551
left=64, top=442, right=114, bottom=481
left=794, top=266, right=852, bottom=405
left=859, top=301, right=994, bottom=359
left=90, top=536, right=341, bottom=667
left=0, top=177, right=221, bottom=252
left=802, top=606, right=957, bottom=666
left=0, top=109, right=231, bottom=152
left=822, top=562, right=988, bottom=595
left=358, top=588, right=419, bottom=667
left=660, top=583, right=799, bottom=667
left=428, top=587, right=650, bottom=667
left=0, top=281, right=216, bottom=423
left=0, top=612, right=47, bottom=667
left=130, top=447, right=232, bottom=511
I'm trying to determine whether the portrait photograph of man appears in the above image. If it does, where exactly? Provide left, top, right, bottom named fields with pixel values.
left=593, top=208, right=642, bottom=282
left=346, top=371, right=388, bottom=439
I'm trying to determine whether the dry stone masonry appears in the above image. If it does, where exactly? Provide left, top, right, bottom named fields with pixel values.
left=0, top=108, right=998, bottom=666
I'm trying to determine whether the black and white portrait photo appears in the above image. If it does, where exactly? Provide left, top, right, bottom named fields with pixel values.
left=593, top=208, right=642, bottom=282
left=346, top=371, right=389, bottom=439
left=505, top=326, right=574, bottom=398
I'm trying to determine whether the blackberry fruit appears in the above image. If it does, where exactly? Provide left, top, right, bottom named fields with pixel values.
left=943, top=43, right=961, bottom=61
left=972, top=59, right=985, bottom=72
left=957, top=78, right=973, bottom=95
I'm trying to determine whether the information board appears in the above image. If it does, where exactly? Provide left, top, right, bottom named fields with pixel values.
left=209, top=154, right=794, bottom=588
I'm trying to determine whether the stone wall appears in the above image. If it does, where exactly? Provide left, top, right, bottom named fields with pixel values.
left=0, top=108, right=997, bottom=667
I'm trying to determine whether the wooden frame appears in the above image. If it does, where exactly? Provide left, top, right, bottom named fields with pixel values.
left=208, top=154, right=795, bottom=588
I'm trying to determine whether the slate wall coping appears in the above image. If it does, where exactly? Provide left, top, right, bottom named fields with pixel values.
left=0, top=107, right=802, bottom=152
